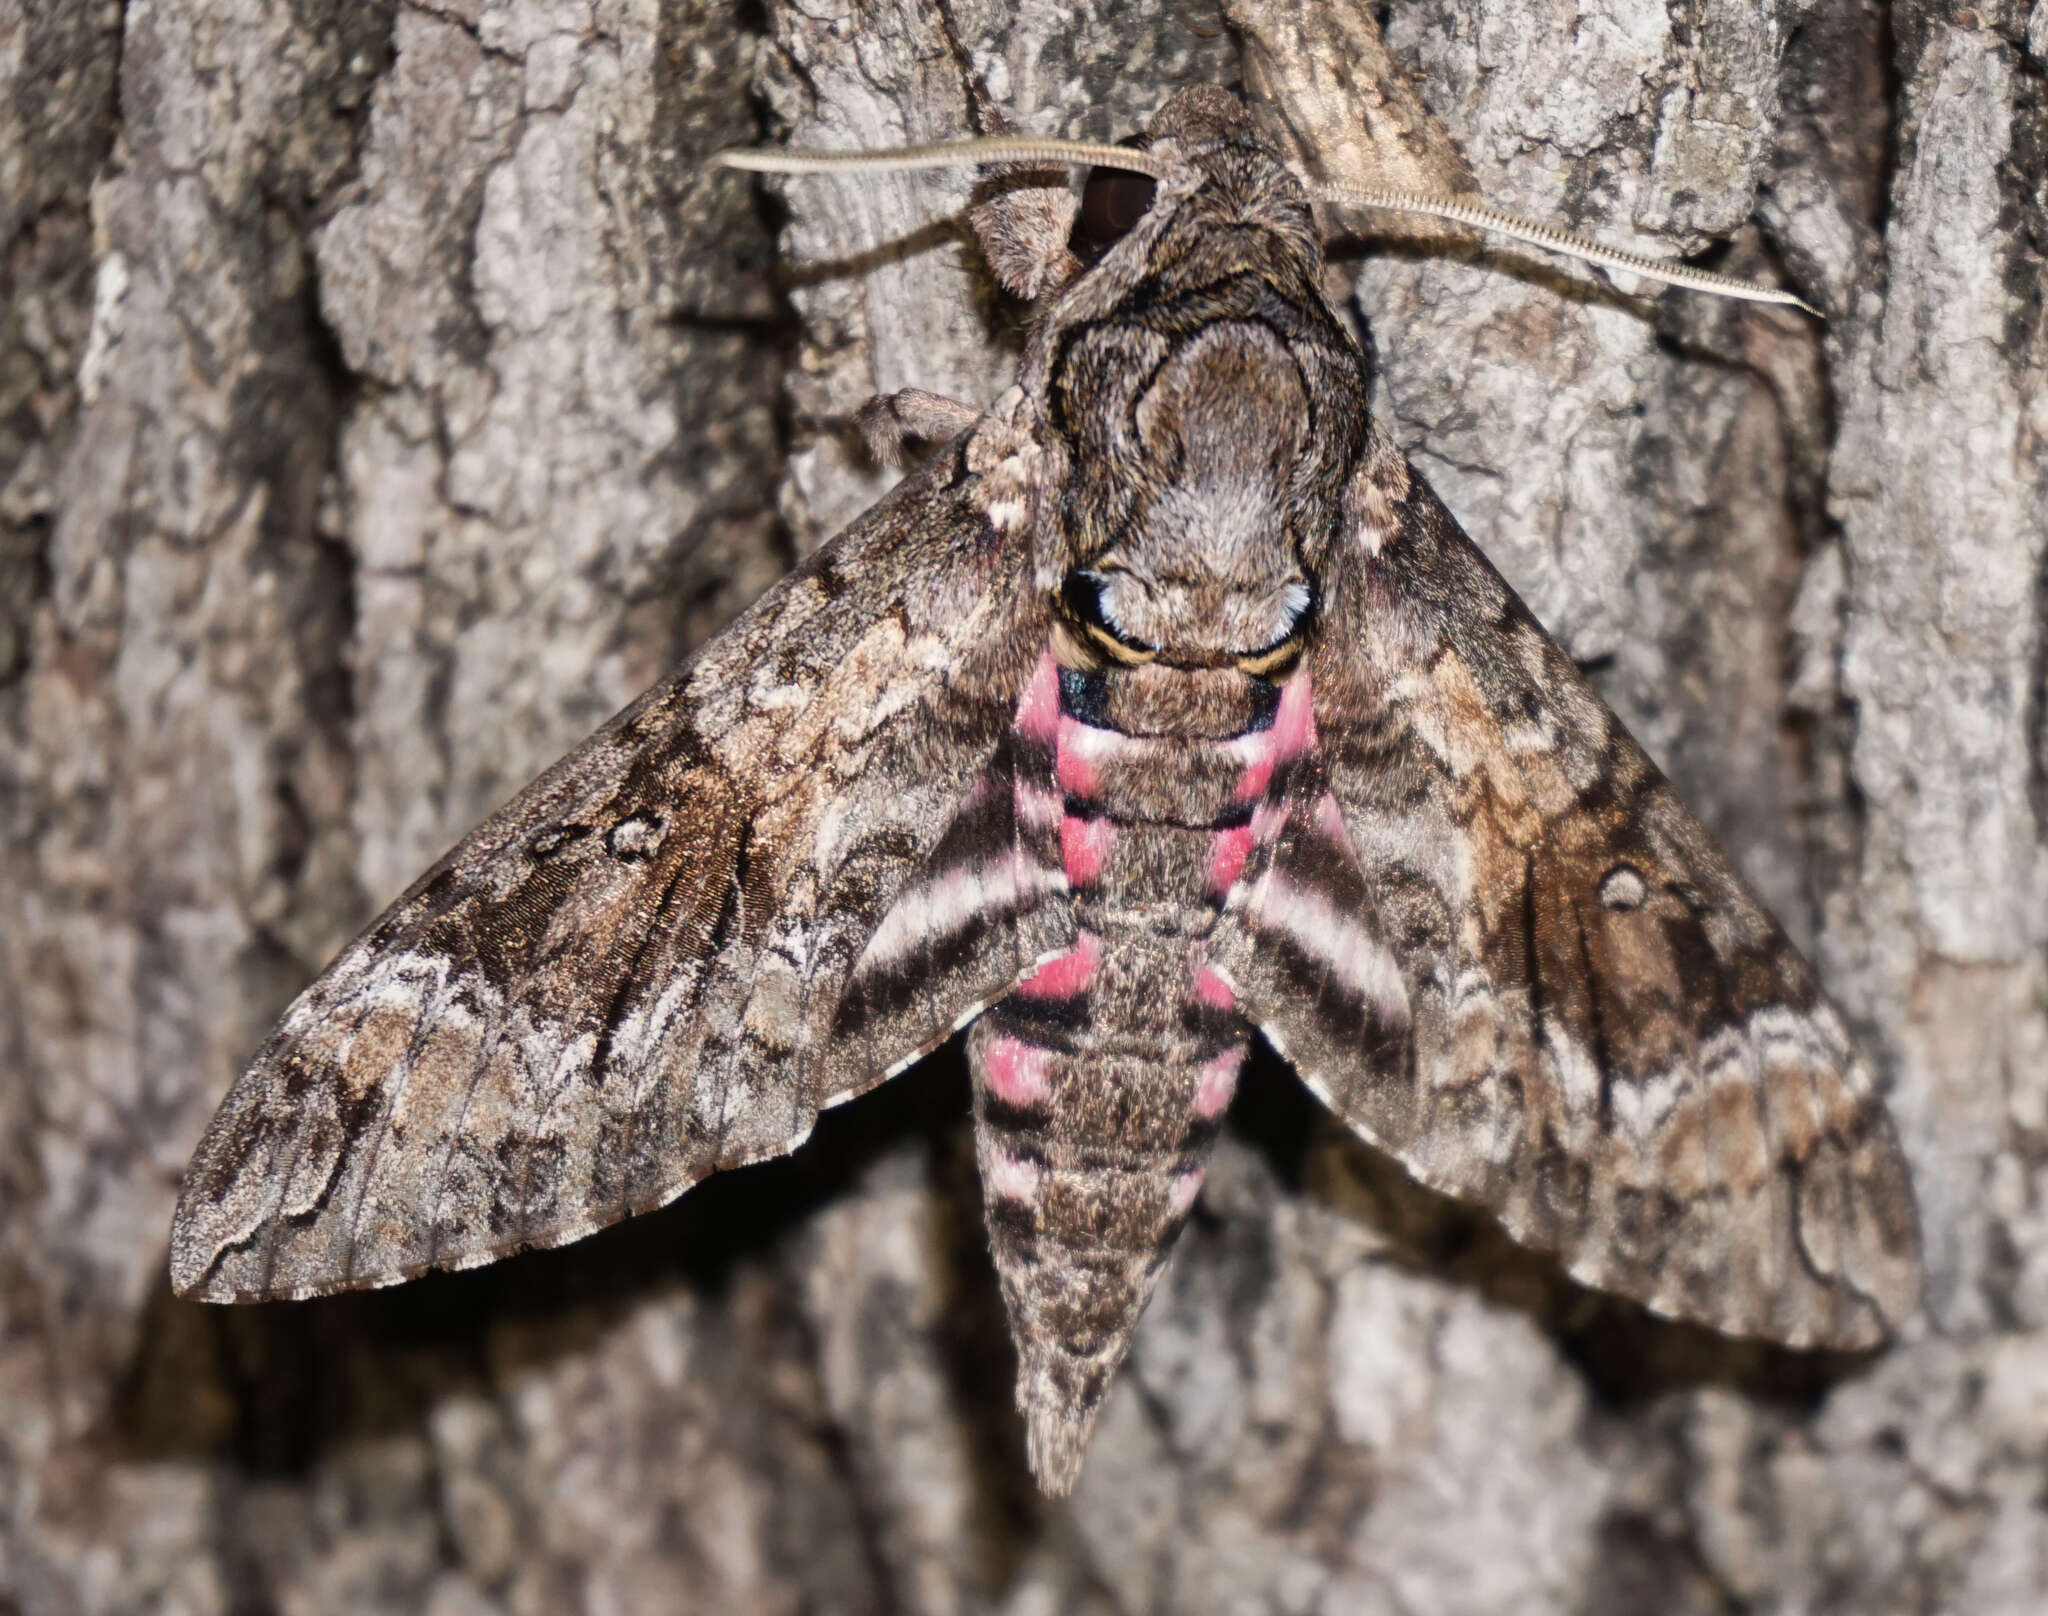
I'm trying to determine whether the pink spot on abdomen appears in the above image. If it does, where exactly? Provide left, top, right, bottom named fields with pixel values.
left=1190, top=963, right=1237, bottom=1011
left=1168, top=1169, right=1206, bottom=1220
left=1208, top=823, right=1254, bottom=895
left=1193, top=1048, right=1244, bottom=1119
left=981, top=1035, right=1053, bottom=1107
left=985, top=1152, right=1042, bottom=1204
left=1055, top=716, right=1104, bottom=797
left=1015, top=929, right=1103, bottom=1000
left=1061, top=813, right=1115, bottom=886
left=1014, top=650, right=1061, bottom=745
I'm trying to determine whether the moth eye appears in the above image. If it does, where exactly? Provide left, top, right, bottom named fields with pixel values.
left=1060, top=569, right=1157, bottom=664
left=1076, top=168, right=1158, bottom=255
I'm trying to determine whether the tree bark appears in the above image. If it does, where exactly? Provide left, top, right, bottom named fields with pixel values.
left=3, top=1, right=2044, bottom=1611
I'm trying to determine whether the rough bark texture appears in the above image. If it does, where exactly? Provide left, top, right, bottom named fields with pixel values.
left=3, top=0, right=2044, bottom=1611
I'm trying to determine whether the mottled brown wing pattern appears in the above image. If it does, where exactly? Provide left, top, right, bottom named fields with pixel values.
left=1221, top=441, right=1920, bottom=1349
left=171, top=428, right=1066, bottom=1302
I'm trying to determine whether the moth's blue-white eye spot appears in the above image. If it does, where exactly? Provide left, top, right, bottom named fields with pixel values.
left=1232, top=578, right=1319, bottom=675
left=1062, top=569, right=1158, bottom=660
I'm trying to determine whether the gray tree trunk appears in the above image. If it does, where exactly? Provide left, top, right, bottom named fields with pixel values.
left=4, top=1, right=2044, bottom=1611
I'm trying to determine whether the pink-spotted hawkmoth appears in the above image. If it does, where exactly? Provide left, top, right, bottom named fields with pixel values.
left=171, top=87, right=1920, bottom=1496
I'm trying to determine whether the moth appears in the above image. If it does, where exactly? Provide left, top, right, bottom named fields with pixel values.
left=172, top=86, right=1920, bottom=1496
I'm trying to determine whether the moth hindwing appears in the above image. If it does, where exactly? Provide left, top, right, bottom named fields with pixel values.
left=172, top=85, right=1921, bottom=1498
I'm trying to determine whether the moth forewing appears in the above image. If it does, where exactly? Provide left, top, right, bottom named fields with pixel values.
left=173, top=85, right=1919, bottom=1499
left=169, top=431, right=1062, bottom=1304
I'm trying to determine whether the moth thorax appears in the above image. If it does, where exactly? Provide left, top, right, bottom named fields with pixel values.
left=1057, top=323, right=1321, bottom=669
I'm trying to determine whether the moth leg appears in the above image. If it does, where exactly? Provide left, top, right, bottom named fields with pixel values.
left=857, top=389, right=985, bottom=465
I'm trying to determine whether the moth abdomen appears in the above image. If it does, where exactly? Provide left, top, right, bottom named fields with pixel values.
left=966, top=647, right=1291, bottom=1493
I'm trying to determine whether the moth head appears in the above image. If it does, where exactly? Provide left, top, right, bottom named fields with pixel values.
left=1050, top=91, right=1324, bottom=308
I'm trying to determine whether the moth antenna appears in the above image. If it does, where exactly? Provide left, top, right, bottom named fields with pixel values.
left=713, top=146, right=1813, bottom=315
left=710, top=138, right=1172, bottom=181
left=1314, top=185, right=1821, bottom=317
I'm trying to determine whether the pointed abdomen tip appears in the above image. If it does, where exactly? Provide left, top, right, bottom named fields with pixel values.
left=1020, top=1352, right=1118, bottom=1496
left=1026, top=1405, right=1094, bottom=1497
